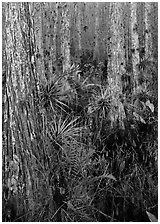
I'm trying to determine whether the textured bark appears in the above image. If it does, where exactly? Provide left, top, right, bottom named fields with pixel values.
left=108, top=2, right=126, bottom=86
left=130, top=3, right=140, bottom=92
left=107, top=2, right=126, bottom=129
left=61, top=3, right=71, bottom=72
left=93, top=2, right=99, bottom=61
left=3, top=2, right=39, bottom=215
left=144, top=3, right=153, bottom=60
left=77, top=3, right=82, bottom=55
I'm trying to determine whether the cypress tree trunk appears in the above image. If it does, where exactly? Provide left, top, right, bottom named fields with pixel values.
left=130, top=2, right=140, bottom=93
left=93, top=2, right=99, bottom=61
left=144, top=2, right=153, bottom=60
left=61, top=3, right=71, bottom=72
left=3, top=2, right=39, bottom=217
left=108, top=2, right=126, bottom=85
left=107, top=2, right=126, bottom=129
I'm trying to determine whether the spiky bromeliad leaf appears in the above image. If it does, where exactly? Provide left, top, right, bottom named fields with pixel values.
left=48, top=116, right=84, bottom=150
left=88, top=86, right=111, bottom=117
left=47, top=116, right=87, bottom=182
left=146, top=211, right=158, bottom=222
left=39, top=75, right=69, bottom=114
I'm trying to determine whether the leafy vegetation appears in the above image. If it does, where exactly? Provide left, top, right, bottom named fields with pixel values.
left=3, top=58, right=157, bottom=221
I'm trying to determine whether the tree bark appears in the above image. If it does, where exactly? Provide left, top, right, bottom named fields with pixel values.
left=3, top=2, right=39, bottom=216
left=130, top=3, right=140, bottom=93
left=61, top=3, right=71, bottom=72
left=144, top=3, right=153, bottom=60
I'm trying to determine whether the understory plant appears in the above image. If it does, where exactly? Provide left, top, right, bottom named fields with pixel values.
left=3, top=60, right=157, bottom=222
left=32, top=60, right=158, bottom=221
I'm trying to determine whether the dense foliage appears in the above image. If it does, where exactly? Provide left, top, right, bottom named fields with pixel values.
left=3, top=59, right=157, bottom=222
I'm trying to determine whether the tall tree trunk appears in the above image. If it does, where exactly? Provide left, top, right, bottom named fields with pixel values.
left=108, top=2, right=126, bottom=88
left=130, top=2, right=140, bottom=93
left=144, top=2, right=153, bottom=60
left=108, top=2, right=126, bottom=129
left=3, top=2, right=39, bottom=216
left=93, top=2, right=99, bottom=62
left=61, top=3, right=71, bottom=72
left=77, top=3, right=82, bottom=56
